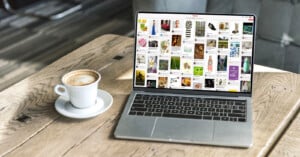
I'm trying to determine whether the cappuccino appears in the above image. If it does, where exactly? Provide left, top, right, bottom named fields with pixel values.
left=63, top=70, right=99, bottom=86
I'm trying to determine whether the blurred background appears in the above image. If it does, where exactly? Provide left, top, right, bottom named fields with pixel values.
left=0, top=0, right=299, bottom=91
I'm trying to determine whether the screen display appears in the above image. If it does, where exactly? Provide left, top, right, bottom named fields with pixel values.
left=134, top=12, right=255, bottom=93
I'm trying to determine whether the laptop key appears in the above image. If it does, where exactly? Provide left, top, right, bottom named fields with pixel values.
left=148, top=109, right=155, bottom=112
left=172, top=110, right=179, bottom=114
left=152, top=101, right=160, bottom=104
left=195, top=111, right=202, bottom=115
left=162, top=105, right=168, bottom=109
left=228, top=113, right=245, bottom=118
left=144, top=112, right=152, bottom=116
left=134, top=100, right=144, bottom=104
left=184, top=107, right=192, bottom=110
left=168, top=102, right=175, bottom=105
left=136, top=112, right=144, bottom=115
left=155, top=109, right=163, bottom=112
left=163, top=113, right=202, bottom=119
left=132, top=103, right=145, bottom=108
left=188, top=111, right=195, bottom=114
left=208, top=108, right=215, bottom=112
left=233, top=109, right=245, bottom=114
left=183, top=102, right=190, bottom=106
left=154, top=105, right=160, bottom=108
left=135, top=94, right=142, bottom=99
left=200, top=108, right=207, bottom=112
left=169, top=106, right=176, bottom=109
left=230, top=117, right=237, bottom=121
left=180, top=110, right=187, bottom=114
left=213, top=116, right=220, bottom=120
left=129, top=111, right=136, bottom=115
left=221, top=117, right=229, bottom=121
left=176, top=106, right=184, bottom=110
left=152, top=112, right=162, bottom=117
left=203, top=116, right=212, bottom=120
left=212, top=112, right=219, bottom=116
left=133, top=107, right=147, bottom=112
left=238, top=118, right=246, bottom=122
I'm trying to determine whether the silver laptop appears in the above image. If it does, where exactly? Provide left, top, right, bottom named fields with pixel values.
left=115, top=12, right=255, bottom=148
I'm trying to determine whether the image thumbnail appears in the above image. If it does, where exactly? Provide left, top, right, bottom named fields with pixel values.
left=181, top=59, right=193, bottom=74
left=184, top=45, right=193, bottom=53
left=173, top=20, right=180, bottom=29
left=161, top=20, right=171, bottom=32
left=219, top=22, right=229, bottom=31
left=216, top=78, right=227, bottom=88
left=194, top=82, right=202, bottom=89
left=229, top=66, right=239, bottom=80
left=137, top=38, right=147, bottom=47
left=136, top=54, right=145, bottom=64
left=242, top=41, right=252, bottom=50
left=149, top=40, right=158, bottom=47
left=208, top=23, right=216, bottom=31
left=217, top=55, right=227, bottom=71
left=150, top=20, right=157, bottom=35
left=172, top=35, right=182, bottom=47
left=194, top=66, right=203, bottom=76
left=159, top=59, right=169, bottom=70
left=160, top=39, right=170, bottom=53
left=243, top=23, right=253, bottom=35
left=240, top=81, right=251, bottom=92
left=185, top=20, right=192, bottom=37
left=194, top=43, right=204, bottom=59
left=205, top=79, right=215, bottom=88
left=241, top=56, right=252, bottom=74
left=135, top=70, right=145, bottom=86
left=138, top=18, right=147, bottom=32
left=230, top=42, right=240, bottom=57
left=158, top=77, right=168, bottom=88
left=232, top=23, right=239, bottom=34
left=207, top=39, right=216, bottom=48
left=195, top=21, right=205, bottom=37
left=170, top=56, right=180, bottom=70
left=147, top=56, right=157, bottom=73
left=147, top=80, right=156, bottom=88
left=218, top=37, right=229, bottom=48
left=170, top=76, right=181, bottom=88
left=181, top=77, right=191, bottom=87
left=207, top=55, right=214, bottom=72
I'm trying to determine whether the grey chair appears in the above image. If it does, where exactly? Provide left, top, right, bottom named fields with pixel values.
left=2, top=0, right=82, bottom=20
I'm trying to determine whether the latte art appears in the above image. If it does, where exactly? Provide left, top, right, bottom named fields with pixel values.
left=67, top=74, right=97, bottom=86
left=63, top=70, right=99, bottom=86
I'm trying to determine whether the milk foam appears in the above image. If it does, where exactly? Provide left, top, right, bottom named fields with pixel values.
left=68, top=74, right=97, bottom=86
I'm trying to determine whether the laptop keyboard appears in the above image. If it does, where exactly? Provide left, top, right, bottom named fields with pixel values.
left=129, top=94, right=247, bottom=122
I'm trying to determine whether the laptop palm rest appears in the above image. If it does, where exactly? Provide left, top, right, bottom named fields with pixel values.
left=152, top=118, right=213, bottom=142
left=115, top=116, right=156, bottom=138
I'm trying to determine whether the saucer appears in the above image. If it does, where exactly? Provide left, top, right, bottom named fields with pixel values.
left=55, top=89, right=113, bottom=119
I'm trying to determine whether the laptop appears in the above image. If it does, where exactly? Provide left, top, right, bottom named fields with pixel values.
left=115, top=12, right=255, bottom=148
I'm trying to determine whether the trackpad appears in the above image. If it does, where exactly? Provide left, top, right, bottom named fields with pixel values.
left=152, top=118, right=213, bottom=142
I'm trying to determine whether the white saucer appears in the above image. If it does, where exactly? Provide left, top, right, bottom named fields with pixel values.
left=55, top=89, right=113, bottom=119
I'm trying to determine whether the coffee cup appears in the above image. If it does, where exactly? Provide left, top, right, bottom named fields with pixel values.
left=54, top=69, right=101, bottom=109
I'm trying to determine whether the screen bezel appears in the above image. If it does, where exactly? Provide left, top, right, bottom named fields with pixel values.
left=132, top=11, right=256, bottom=97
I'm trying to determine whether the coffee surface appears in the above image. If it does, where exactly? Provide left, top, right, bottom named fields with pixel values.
left=64, top=71, right=98, bottom=86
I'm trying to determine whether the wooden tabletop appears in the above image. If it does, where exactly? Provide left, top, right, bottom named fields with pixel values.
left=0, top=34, right=299, bottom=157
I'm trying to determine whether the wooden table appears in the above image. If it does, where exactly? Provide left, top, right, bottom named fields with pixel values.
left=0, top=34, right=299, bottom=157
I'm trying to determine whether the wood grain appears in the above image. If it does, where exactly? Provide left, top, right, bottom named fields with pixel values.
left=0, top=34, right=133, bottom=156
left=0, top=34, right=299, bottom=157
left=269, top=107, right=300, bottom=157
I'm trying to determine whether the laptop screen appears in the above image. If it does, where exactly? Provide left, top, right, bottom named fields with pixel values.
left=134, top=12, right=255, bottom=93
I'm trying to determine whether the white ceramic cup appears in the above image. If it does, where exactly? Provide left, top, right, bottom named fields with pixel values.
left=54, top=69, right=101, bottom=109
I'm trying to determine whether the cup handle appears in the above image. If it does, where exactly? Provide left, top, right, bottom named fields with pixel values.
left=54, top=84, right=69, bottom=99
